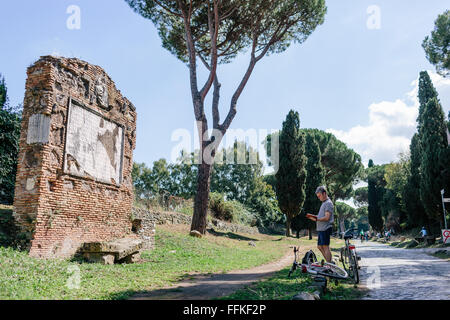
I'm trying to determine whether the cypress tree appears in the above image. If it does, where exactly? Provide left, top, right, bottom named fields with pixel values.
left=368, top=160, right=384, bottom=232
left=303, top=134, right=324, bottom=239
left=420, top=97, right=448, bottom=232
left=403, top=134, right=428, bottom=228
left=0, top=74, right=7, bottom=109
left=404, top=71, right=440, bottom=231
left=417, top=71, right=438, bottom=132
left=275, top=110, right=307, bottom=237
left=291, top=133, right=324, bottom=239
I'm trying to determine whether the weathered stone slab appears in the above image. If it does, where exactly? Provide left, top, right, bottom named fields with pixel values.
left=64, top=99, right=124, bottom=185
left=80, top=238, right=143, bottom=261
left=26, top=114, right=50, bottom=144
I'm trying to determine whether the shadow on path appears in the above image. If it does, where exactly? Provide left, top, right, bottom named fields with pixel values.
left=126, top=249, right=294, bottom=300
left=206, top=228, right=259, bottom=242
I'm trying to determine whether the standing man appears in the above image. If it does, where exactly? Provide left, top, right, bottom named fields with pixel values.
left=306, top=186, right=334, bottom=263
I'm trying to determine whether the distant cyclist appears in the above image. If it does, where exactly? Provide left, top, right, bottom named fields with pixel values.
left=360, top=230, right=364, bottom=242
left=385, top=230, right=391, bottom=241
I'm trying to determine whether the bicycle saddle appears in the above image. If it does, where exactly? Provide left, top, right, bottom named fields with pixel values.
left=343, top=232, right=353, bottom=240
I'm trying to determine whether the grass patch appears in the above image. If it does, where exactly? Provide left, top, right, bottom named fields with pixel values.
left=429, top=252, right=450, bottom=261
left=0, top=224, right=303, bottom=300
left=389, top=238, right=450, bottom=249
left=216, top=267, right=365, bottom=300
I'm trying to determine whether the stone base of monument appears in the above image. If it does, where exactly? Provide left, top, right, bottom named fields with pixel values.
left=79, top=238, right=143, bottom=265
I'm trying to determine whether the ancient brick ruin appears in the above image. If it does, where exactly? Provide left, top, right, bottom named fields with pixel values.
left=13, top=56, right=142, bottom=258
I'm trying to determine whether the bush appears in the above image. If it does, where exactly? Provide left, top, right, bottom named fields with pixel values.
left=209, top=192, right=234, bottom=222
left=228, top=201, right=258, bottom=227
left=0, top=208, right=28, bottom=250
left=208, top=192, right=258, bottom=226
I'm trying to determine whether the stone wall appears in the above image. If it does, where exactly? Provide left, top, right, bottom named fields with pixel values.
left=13, top=56, right=138, bottom=258
left=132, top=207, right=260, bottom=235
left=131, top=208, right=156, bottom=250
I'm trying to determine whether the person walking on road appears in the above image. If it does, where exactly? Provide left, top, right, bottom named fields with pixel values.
left=306, top=186, right=334, bottom=263
left=419, top=227, right=427, bottom=239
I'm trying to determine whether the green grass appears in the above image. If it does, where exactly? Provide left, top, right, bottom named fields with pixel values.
left=217, top=241, right=365, bottom=300
left=430, top=252, right=450, bottom=261
left=0, top=224, right=302, bottom=300
left=388, top=236, right=450, bottom=249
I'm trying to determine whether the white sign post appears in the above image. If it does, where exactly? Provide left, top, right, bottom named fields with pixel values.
left=441, top=190, right=449, bottom=229
left=441, top=190, right=449, bottom=243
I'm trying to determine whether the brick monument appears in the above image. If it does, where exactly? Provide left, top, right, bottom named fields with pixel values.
left=13, top=56, right=139, bottom=258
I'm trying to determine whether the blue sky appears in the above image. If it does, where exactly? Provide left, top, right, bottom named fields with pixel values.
left=1, top=0, right=449, bottom=171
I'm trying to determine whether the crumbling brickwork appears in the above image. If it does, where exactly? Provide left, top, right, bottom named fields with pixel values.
left=13, top=56, right=139, bottom=258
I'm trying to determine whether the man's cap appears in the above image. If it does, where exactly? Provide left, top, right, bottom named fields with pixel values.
left=315, top=186, right=327, bottom=194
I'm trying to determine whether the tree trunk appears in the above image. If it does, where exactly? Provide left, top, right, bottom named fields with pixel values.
left=191, top=163, right=212, bottom=234
left=340, top=218, right=345, bottom=234
left=296, top=230, right=299, bottom=239
left=285, top=216, right=291, bottom=237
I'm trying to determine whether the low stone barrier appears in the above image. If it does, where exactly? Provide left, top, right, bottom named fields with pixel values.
left=132, top=207, right=259, bottom=235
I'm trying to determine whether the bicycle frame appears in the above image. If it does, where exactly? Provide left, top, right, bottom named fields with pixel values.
left=288, top=247, right=348, bottom=280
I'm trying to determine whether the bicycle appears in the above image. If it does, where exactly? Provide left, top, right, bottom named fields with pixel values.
left=339, top=228, right=361, bottom=284
left=288, top=247, right=348, bottom=281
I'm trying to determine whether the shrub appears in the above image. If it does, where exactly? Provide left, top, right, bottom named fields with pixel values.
left=228, top=201, right=258, bottom=227
left=209, top=192, right=234, bottom=222
left=208, top=192, right=258, bottom=226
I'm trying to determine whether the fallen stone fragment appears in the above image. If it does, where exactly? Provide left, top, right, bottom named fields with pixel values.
left=124, top=251, right=141, bottom=264
left=312, top=291, right=321, bottom=300
left=190, top=230, right=202, bottom=238
left=292, top=292, right=317, bottom=300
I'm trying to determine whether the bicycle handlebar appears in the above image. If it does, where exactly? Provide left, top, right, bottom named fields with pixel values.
left=342, top=228, right=358, bottom=234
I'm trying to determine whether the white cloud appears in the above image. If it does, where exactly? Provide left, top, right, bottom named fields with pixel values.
left=327, top=71, right=450, bottom=166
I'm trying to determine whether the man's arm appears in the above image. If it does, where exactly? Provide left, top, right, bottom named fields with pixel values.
left=306, top=213, right=317, bottom=221
left=316, top=211, right=331, bottom=222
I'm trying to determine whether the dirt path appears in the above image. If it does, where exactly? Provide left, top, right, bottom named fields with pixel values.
left=130, top=249, right=294, bottom=300
left=357, top=241, right=450, bottom=300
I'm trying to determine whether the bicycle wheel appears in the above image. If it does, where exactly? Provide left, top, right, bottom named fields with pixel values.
left=349, top=253, right=360, bottom=284
left=312, top=263, right=348, bottom=280
left=340, top=247, right=349, bottom=270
